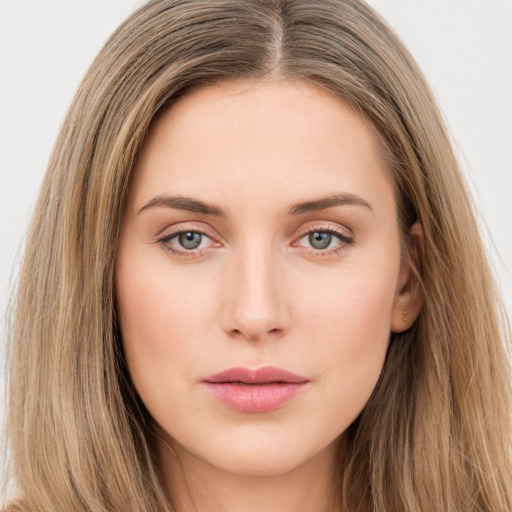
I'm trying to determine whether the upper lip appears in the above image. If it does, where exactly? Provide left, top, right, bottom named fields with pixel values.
left=203, top=366, right=309, bottom=384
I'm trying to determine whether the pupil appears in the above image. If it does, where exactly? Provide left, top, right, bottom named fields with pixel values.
left=309, top=232, right=331, bottom=250
left=179, top=232, right=202, bottom=249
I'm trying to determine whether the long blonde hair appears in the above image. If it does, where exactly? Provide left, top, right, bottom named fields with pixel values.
left=4, top=0, right=512, bottom=510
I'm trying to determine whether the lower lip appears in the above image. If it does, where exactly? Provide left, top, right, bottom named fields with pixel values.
left=203, top=382, right=308, bottom=413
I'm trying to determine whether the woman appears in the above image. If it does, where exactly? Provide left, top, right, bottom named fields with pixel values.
left=3, top=0, right=511, bottom=510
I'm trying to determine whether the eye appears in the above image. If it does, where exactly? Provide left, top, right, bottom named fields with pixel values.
left=307, top=231, right=335, bottom=250
left=174, top=231, right=206, bottom=250
left=157, top=228, right=218, bottom=258
left=295, top=227, right=353, bottom=254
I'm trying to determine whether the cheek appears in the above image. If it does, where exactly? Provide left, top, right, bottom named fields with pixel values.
left=298, top=258, right=397, bottom=349
left=294, top=257, right=398, bottom=421
left=114, top=247, right=216, bottom=403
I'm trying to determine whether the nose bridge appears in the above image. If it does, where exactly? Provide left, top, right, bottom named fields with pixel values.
left=221, top=236, right=289, bottom=341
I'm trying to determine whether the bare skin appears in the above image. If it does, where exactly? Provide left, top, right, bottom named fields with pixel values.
left=115, top=79, right=422, bottom=512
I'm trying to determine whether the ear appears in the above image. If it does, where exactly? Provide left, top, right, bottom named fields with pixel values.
left=391, top=221, right=424, bottom=333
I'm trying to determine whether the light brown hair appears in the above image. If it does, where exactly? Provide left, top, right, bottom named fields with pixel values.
left=4, top=0, right=512, bottom=510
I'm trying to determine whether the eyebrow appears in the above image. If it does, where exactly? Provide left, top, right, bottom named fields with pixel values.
left=287, top=193, right=372, bottom=215
left=138, top=192, right=372, bottom=216
left=138, top=195, right=225, bottom=216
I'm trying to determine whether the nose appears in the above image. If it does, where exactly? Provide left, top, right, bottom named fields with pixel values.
left=220, top=241, right=290, bottom=342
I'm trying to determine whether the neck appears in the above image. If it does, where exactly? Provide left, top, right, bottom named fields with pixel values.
left=157, top=433, right=343, bottom=512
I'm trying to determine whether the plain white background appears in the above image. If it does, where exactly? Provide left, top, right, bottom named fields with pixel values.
left=1, top=0, right=511, bottom=482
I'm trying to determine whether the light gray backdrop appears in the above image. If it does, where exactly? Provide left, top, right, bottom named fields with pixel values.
left=1, top=0, right=511, bottom=486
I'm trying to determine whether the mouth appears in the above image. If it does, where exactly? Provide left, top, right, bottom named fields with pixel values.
left=202, top=366, right=310, bottom=413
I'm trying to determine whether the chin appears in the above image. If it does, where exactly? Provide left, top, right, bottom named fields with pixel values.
left=178, top=429, right=340, bottom=478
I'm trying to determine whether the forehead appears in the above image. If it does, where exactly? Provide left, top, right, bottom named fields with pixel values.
left=128, top=79, right=395, bottom=218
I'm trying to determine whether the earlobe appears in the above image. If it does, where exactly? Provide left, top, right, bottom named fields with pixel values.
left=391, top=221, right=424, bottom=333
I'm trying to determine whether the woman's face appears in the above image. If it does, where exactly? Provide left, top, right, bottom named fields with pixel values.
left=115, top=79, right=416, bottom=477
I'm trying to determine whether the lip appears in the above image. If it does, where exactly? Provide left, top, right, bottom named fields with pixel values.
left=202, top=366, right=310, bottom=413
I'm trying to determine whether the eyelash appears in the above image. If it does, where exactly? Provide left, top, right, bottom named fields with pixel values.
left=295, top=224, right=354, bottom=258
left=157, top=227, right=216, bottom=259
left=156, top=224, right=354, bottom=259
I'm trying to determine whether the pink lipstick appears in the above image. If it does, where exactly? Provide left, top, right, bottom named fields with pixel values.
left=202, top=366, right=309, bottom=413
